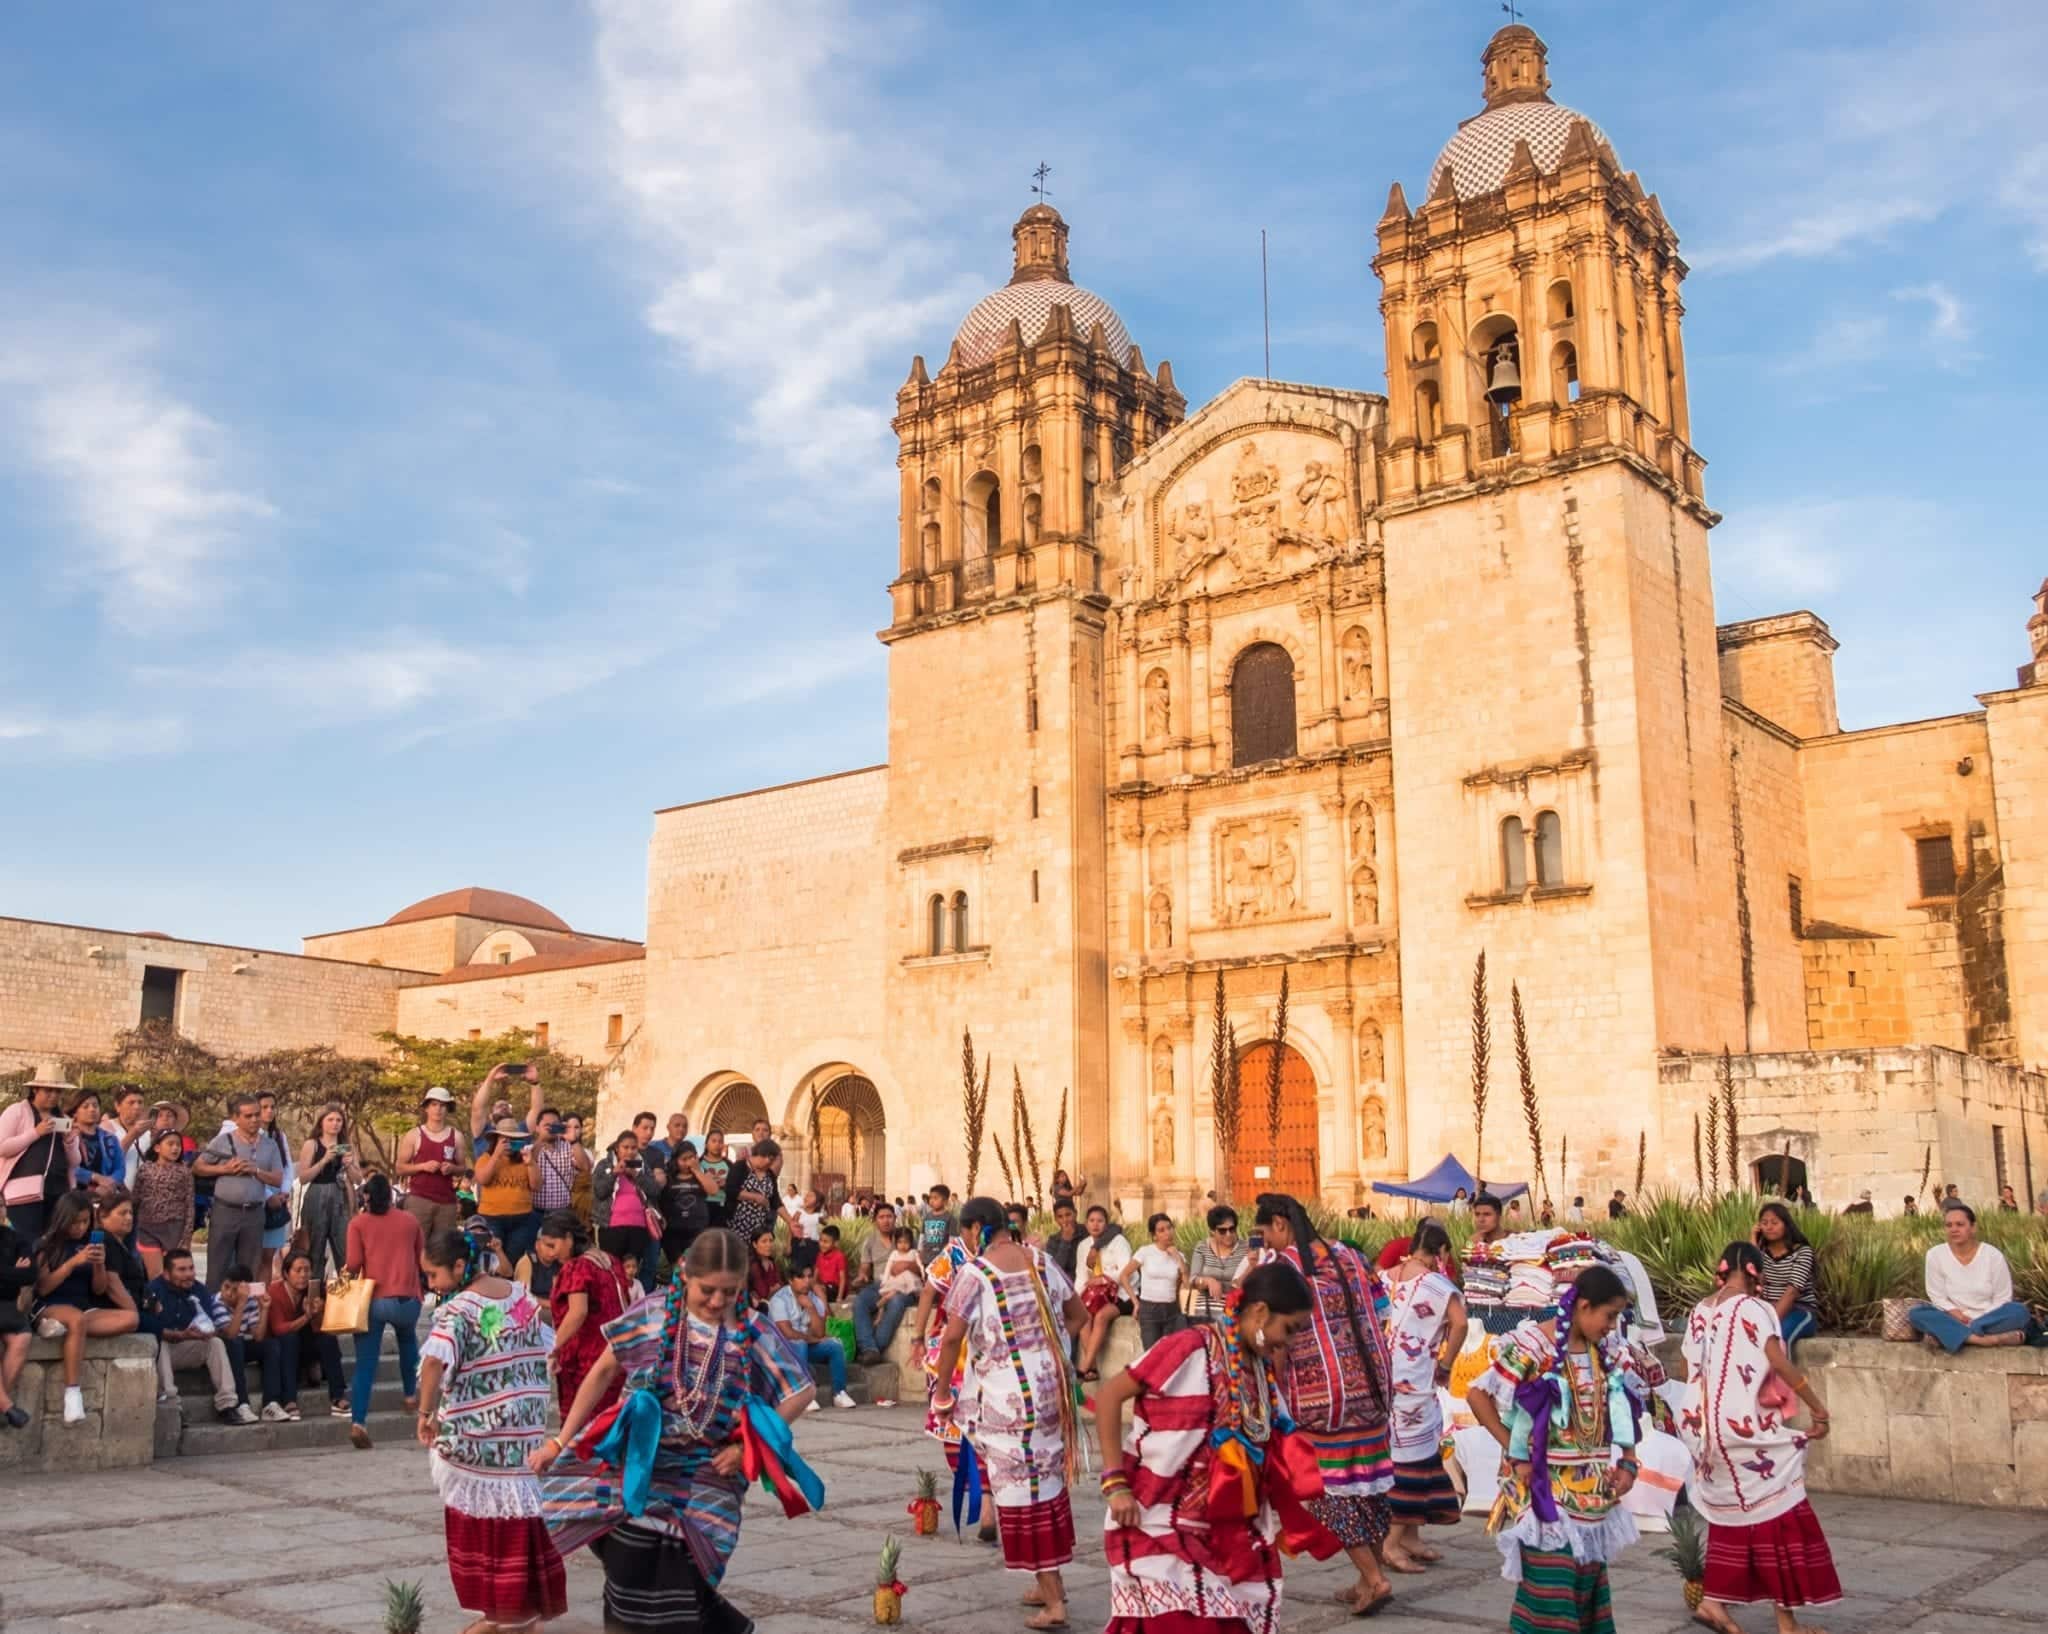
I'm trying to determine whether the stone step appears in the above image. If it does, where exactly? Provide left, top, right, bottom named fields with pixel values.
left=173, top=1351, right=404, bottom=1398
left=813, top=1361, right=902, bottom=1405
left=173, top=1406, right=417, bottom=1458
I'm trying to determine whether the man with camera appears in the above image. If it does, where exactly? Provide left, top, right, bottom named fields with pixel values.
left=195, top=1094, right=284, bottom=1293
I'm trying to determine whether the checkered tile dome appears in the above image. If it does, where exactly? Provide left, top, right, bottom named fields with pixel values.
left=1426, top=101, right=1611, bottom=202
left=951, top=279, right=1133, bottom=369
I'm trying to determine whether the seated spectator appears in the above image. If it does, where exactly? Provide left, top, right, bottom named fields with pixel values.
left=1755, top=1201, right=1820, bottom=1350
left=344, top=1172, right=425, bottom=1448
left=0, top=1209, right=34, bottom=1428
left=1186, top=1205, right=1247, bottom=1323
left=262, top=1250, right=347, bottom=1421
left=767, top=1262, right=856, bottom=1410
left=133, top=1134, right=194, bottom=1280
left=143, top=1247, right=251, bottom=1424
left=1074, top=1204, right=1133, bottom=1381
left=93, top=1188, right=148, bottom=1312
left=1909, top=1201, right=2031, bottom=1352
left=215, top=1263, right=269, bottom=1414
left=850, top=1203, right=911, bottom=1364
left=747, top=1228, right=784, bottom=1309
left=815, top=1224, right=848, bottom=1303
left=786, top=1188, right=825, bottom=1274
left=31, top=1191, right=141, bottom=1423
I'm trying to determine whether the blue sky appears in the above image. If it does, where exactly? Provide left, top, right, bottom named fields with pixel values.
left=2, top=0, right=2041, bottom=951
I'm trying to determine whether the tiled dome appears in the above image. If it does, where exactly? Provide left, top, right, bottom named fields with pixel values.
left=952, top=280, right=1133, bottom=369
left=1427, top=100, right=1611, bottom=202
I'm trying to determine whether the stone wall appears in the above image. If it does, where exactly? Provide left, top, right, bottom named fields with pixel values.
left=0, top=918, right=429, bottom=1073
left=394, top=948, right=645, bottom=1081
left=1725, top=703, right=1811, bottom=1052
left=1803, top=1336, right=2048, bottom=1509
left=1803, top=935, right=1911, bottom=1050
left=1984, top=682, right=2048, bottom=1072
left=0, top=1334, right=160, bottom=1475
left=1715, top=611, right=1839, bottom=739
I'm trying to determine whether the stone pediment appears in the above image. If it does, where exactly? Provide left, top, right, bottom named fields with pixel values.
left=1099, top=378, right=1384, bottom=603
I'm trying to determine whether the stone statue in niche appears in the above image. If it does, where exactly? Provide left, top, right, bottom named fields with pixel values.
left=1360, top=1094, right=1388, bottom=1162
left=1152, top=1099, right=1176, bottom=1168
left=1349, top=799, right=1375, bottom=862
left=1151, top=1037, right=1175, bottom=1105
left=1340, top=626, right=1373, bottom=704
left=1149, top=889, right=1173, bottom=949
left=1144, top=669, right=1171, bottom=742
left=1295, top=460, right=1350, bottom=543
left=1357, top=1021, right=1383, bottom=1084
left=1351, top=863, right=1379, bottom=927
left=1219, top=815, right=1302, bottom=924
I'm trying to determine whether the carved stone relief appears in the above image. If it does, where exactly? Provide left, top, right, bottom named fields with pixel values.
left=1152, top=1099, right=1176, bottom=1168
left=1350, top=863, right=1379, bottom=927
left=1349, top=799, right=1376, bottom=863
left=1295, top=461, right=1350, bottom=543
left=1214, top=813, right=1303, bottom=924
left=1360, top=1094, right=1388, bottom=1162
left=1150, top=1038, right=1176, bottom=1168
left=1143, top=668, right=1172, bottom=742
left=1358, top=1020, right=1383, bottom=1084
left=1340, top=626, right=1374, bottom=704
left=1148, top=889, right=1173, bottom=950
left=1153, top=429, right=1355, bottom=596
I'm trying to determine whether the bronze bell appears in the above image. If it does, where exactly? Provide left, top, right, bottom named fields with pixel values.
left=1486, top=342, right=1523, bottom=404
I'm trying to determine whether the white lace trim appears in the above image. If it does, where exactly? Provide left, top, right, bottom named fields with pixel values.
left=430, top=1450, right=546, bottom=1519
left=1492, top=1505, right=1638, bottom=1581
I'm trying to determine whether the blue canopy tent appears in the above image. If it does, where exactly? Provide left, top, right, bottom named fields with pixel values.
left=1371, top=1154, right=1528, bottom=1204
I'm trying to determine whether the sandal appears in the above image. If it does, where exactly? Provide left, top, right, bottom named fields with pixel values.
left=1690, top=1610, right=1743, bottom=1634
left=1354, top=1587, right=1396, bottom=1619
left=1024, top=1611, right=1069, bottom=1631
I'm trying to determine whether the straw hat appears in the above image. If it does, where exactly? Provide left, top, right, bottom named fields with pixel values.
left=487, top=1117, right=529, bottom=1143
left=25, top=1061, right=77, bottom=1092
left=148, top=1099, right=192, bottom=1132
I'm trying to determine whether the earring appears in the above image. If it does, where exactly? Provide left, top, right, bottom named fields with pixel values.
left=1252, top=1327, right=1267, bottom=1352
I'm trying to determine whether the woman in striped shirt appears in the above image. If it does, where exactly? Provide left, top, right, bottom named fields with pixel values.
left=1754, top=1202, right=1820, bottom=1351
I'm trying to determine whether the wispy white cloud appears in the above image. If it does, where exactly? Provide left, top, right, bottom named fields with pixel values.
left=706, top=630, right=882, bottom=709
left=1692, top=199, right=1937, bottom=274
left=0, top=710, right=190, bottom=760
left=1891, top=280, right=1976, bottom=367
left=1999, top=144, right=2048, bottom=270
left=0, top=317, right=274, bottom=632
left=1713, top=496, right=1943, bottom=608
left=586, top=0, right=978, bottom=475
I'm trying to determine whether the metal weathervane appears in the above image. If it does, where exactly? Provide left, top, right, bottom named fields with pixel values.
left=1031, top=162, right=1052, bottom=202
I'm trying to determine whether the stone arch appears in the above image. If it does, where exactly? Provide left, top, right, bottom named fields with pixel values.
left=1227, top=639, right=1301, bottom=767
left=786, top=1062, right=890, bottom=1203
left=697, top=1076, right=770, bottom=1141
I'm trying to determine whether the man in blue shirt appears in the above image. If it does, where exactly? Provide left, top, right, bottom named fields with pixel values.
left=767, top=1263, right=856, bottom=1410
left=143, top=1249, right=255, bottom=1424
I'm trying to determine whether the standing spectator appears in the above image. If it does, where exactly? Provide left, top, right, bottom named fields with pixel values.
left=0, top=1064, right=76, bottom=1243
left=67, top=1089, right=125, bottom=1194
left=136, top=1098, right=189, bottom=1165
left=133, top=1129, right=194, bottom=1279
left=534, top=1209, right=630, bottom=1418
left=475, top=1118, right=539, bottom=1270
left=1908, top=1200, right=2030, bottom=1351
left=1607, top=1188, right=1630, bottom=1220
left=768, top=1261, right=857, bottom=1409
left=1074, top=1205, right=1134, bottom=1381
left=725, top=1136, right=783, bottom=1244
left=629, top=1111, right=660, bottom=1167
left=1904, top=1195, right=1920, bottom=1216
left=696, top=1129, right=731, bottom=1210
left=1120, top=1212, right=1188, bottom=1351
left=143, top=1247, right=249, bottom=1424
left=0, top=1208, right=33, bottom=1427
left=645, top=1112, right=691, bottom=1176
left=1050, top=1168, right=1087, bottom=1206
left=529, top=1107, right=587, bottom=1227
left=656, top=1141, right=712, bottom=1269
left=747, top=1228, right=784, bottom=1308
left=815, top=1224, right=849, bottom=1302
left=593, top=1129, right=661, bottom=1293
left=1185, top=1204, right=1246, bottom=1324
left=264, top=1249, right=347, bottom=1420
left=787, top=1188, right=825, bottom=1272
left=917, top=1184, right=958, bottom=1267
left=1999, top=1184, right=2021, bottom=1213
left=397, top=1087, right=467, bottom=1239
left=851, top=1202, right=912, bottom=1363
left=1042, top=1199, right=1083, bottom=1283
left=249, top=1092, right=296, bottom=1283
left=32, top=1191, right=140, bottom=1422
left=106, top=1086, right=148, bottom=1187
left=297, top=1105, right=361, bottom=1282
left=1566, top=1194, right=1586, bottom=1223
left=195, top=1094, right=285, bottom=1293
left=1843, top=1191, right=1876, bottom=1217
left=1755, top=1201, right=1820, bottom=1350
left=1450, top=1186, right=1470, bottom=1214
left=344, top=1173, right=425, bottom=1448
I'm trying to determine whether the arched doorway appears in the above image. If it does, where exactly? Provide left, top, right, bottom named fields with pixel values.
left=705, top=1081, right=769, bottom=1141
left=1229, top=1043, right=1320, bottom=1202
left=805, top=1074, right=887, bottom=1205
left=1755, top=1154, right=1808, bottom=1200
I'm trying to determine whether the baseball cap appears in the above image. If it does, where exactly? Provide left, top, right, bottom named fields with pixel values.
left=422, top=1085, right=455, bottom=1104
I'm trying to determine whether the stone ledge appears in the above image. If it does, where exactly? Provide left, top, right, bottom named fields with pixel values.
left=1, top=1333, right=160, bottom=1475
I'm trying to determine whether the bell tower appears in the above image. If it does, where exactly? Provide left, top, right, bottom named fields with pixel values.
left=1375, top=24, right=1700, bottom=504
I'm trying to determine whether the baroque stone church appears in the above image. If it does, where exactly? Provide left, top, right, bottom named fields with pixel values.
left=9, top=27, right=2044, bottom=1214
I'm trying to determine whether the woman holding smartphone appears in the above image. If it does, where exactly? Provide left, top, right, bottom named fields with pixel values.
left=31, top=1191, right=139, bottom=1424
left=298, top=1104, right=362, bottom=1281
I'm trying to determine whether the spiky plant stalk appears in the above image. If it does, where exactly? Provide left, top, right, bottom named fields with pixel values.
left=1470, top=950, right=1492, bottom=1188
left=1011, top=1067, right=1025, bottom=1198
left=1634, top=1130, right=1647, bottom=1200
left=1705, top=1092, right=1722, bottom=1195
left=1214, top=1017, right=1244, bottom=1184
left=1511, top=982, right=1547, bottom=1203
left=992, top=1131, right=1017, bottom=1198
left=1558, top=1132, right=1568, bottom=1199
left=1719, top=1046, right=1740, bottom=1190
left=1692, top=1113, right=1705, bottom=1197
left=1019, top=1081, right=1045, bottom=1203
left=1266, top=967, right=1290, bottom=1152
left=1052, top=1086, right=1068, bottom=1181
left=1208, top=970, right=1235, bottom=1182
left=961, top=1030, right=992, bottom=1195
left=1919, top=1143, right=1933, bottom=1201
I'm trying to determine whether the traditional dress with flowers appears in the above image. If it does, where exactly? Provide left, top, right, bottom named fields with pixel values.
left=1383, top=1267, right=1462, bottom=1527
left=1473, top=1309, right=1649, bottom=1634
left=943, top=1249, right=1082, bottom=1572
left=1679, top=1293, right=1841, bottom=1611
left=543, top=1281, right=818, bottom=1634
left=1104, top=1323, right=1336, bottom=1634
left=421, top=1282, right=566, bottom=1629
left=1269, top=1240, right=1396, bottom=1550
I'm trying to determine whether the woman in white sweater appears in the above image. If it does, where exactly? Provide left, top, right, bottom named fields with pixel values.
left=1908, top=1201, right=2031, bottom=1352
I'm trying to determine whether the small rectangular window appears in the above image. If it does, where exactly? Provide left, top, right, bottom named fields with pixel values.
left=1993, top=1124, right=2010, bottom=1190
left=1026, top=690, right=1038, bottom=732
left=1031, top=869, right=1040, bottom=903
left=607, top=1012, right=623, bottom=1047
left=1030, top=785, right=1039, bottom=818
left=139, top=966, right=181, bottom=1027
left=534, top=1021, right=550, bottom=1049
left=1788, top=876, right=1803, bottom=937
left=1915, top=834, right=1957, bottom=898
left=467, top=1029, right=482, bottom=1041
left=497, top=950, right=512, bottom=965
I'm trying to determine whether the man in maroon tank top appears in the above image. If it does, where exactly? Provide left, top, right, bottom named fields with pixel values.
left=397, top=1087, right=467, bottom=1238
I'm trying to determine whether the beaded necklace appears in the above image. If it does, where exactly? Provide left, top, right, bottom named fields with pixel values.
left=1216, top=1325, right=1275, bottom=1441
left=1565, top=1343, right=1607, bottom=1446
left=659, top=1265, right=738, bottom=1439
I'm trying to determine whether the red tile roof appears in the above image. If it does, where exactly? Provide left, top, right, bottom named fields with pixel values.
left=385, top=888, right=572, bottom=933
left=421, top=942, right=645, bottom=986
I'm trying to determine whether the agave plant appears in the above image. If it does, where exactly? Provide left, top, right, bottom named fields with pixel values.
left=381, top=1579, right=424, bottom=1634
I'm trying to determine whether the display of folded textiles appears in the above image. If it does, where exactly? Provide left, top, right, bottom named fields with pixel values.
left=1545, top=1236, right=1601, bottom=1270
left=1504, top=1263, right=1557, bottom=1306
left=1462, top=1261, right=1512, bottom=1303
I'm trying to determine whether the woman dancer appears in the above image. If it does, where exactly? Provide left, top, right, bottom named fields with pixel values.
left=1242, top=1196, right=1398, bottom=1616
left=1680, top=1243, right=1839, bottom=1634
left=534, top=1208, right=632, bottom=1418
left=1095, top=1261, right=1322, bottom=1634
left=417, top=1225, right=564, bottom=1634
left=916, top=1211, right=992, bottom=1539
left=1468, top=1266, right=1648, bottom=1634
left=931, top=1197, right=1085, bottom=1629
left=534, top=1228, right=818, bottom=1634
left=1380, top=1221, right=1467, bottom=1571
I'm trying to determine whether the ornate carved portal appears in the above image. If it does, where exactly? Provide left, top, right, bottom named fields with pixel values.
left=1154, top=430, right=1353, bottom=592
left=1213, top=813, right=1303, bottom=925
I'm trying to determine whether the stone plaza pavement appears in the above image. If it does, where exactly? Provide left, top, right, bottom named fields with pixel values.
left=2, top=1403, right=2042, bottom=1634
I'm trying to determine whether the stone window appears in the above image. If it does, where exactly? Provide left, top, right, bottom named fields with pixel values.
left=1914, top=833, right=1957, bottom=898
left=1551, top=341, right=1580, bottom=404
left=951, top=891, right=971, bottom=952
left=468, top=1028, right=482, bottom=1041
left=497, top=950, right=512, bottom=965
left=607, top=1013, right=623, bottom=1048
left=1994, top=1124, right=2010, bottom=1191
left=534, top=1022, right=550, bottom=1048
left=1499, top=817, right=1527, bottom=893
left=1030, top=785, right=1039, bottom=819
left=1230, top=642, right=1298, bottom=767
left=1031, top=869, right=1040, bottom=904
left=928, top=894, right=946, bottom=956
left=139, top=965, right=180, bottom=1028
left=1534, top=810, right=1564, bottom=887
left=1788, top=876, right=1804, bottom=937
left=1416, top=379, right=1442, bottom=443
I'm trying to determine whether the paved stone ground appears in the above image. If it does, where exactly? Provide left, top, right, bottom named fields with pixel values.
left=0, top=1404, right=2037, bottom=1634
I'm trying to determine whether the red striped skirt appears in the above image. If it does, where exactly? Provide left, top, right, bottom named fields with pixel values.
left=1387, top=1451, right=1461, bottom=1527
left=1704, top=1501, right=1842, bottom=1608
left=1106, top=1618, right=1255, bottom=1634
left=997, top=1491, right=1076, bottom=1572
left=444, top=1509, right=567, bottom=1624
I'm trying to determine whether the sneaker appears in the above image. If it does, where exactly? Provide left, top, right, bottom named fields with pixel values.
left=1, top=1405, right=28, bottom=1430
left=37, top=1317, right=65, bottom=1340
left=157, top=1390, right=177, bottom=1404
left=349, top=1423, right=372, bottom=1450
left=260, top=1402, right=290, bottom=1423
left=330, top=1399, right=352, bottom=1418
left=855, top=1348, right=884, bottom=1366
left=832, top=1390, right=858, bottom=1410
left=804, top=1399, right=821, bottom=1414
left=232, top=1402, right=260, bottom=1425
left=217, top=1406, right=244, bottom=1425
left=871, top=1397, right=897, bottom=1409
left=284, top=1403, right=301, bottom=1421
left=62, top=1386, right=86, bottom=1424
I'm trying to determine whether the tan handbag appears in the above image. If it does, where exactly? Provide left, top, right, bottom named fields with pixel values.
left=321, top=1273, right=376, bottom=1335
left=1880, top=1297, right=1918, bottom=1342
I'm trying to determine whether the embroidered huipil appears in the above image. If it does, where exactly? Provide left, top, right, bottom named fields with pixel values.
left=420, top=1283, right=555, bottom=1519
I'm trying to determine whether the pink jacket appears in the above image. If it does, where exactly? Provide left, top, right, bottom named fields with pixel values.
left=0, top=1098, right=66, bottom=1207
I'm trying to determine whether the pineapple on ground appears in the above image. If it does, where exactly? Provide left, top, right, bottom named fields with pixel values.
left=911, top=1468, right=941, bottom=1535
left=381, top=1578, right=425, bottom=1634
left=874, top=1535, right=905, bottom=1625
left=1656, top=1505, right=1708, bottom=1612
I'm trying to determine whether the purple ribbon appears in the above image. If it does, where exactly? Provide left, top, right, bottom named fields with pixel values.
left=1512, top=1374, right=1563, bottom=1523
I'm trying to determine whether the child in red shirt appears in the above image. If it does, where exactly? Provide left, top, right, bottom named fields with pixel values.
left=815, top=1224, right=849, bottom=1303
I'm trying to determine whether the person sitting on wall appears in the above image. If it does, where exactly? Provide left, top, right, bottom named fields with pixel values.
left=1908, top=1201, right=2032, bottom=1352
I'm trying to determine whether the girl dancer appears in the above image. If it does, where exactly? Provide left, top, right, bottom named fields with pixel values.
left=1380, top=1221, right=1467, bottom=1571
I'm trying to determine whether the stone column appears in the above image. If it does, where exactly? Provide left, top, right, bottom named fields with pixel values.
left=1325, top=998, right=1361, bottom=1201
left=1382, top=1016, right=1410, bottom=1176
